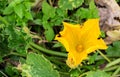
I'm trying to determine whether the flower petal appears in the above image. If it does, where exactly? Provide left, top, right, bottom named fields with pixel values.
left=66, top=51, right=88, bottom=68
left=55, top=22, right=82, bottom=52
left=81, top=19, right=100, bottom=39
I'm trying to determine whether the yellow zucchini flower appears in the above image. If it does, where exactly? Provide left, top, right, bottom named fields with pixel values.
left=55, top=19, right=107, bottom=68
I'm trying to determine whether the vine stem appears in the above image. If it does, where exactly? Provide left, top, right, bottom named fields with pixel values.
left=29, top=42, right=67, bottom=57
left=97, top=50, right=111, bottom=63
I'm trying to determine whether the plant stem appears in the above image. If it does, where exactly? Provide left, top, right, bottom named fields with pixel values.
left=112, top=67, right=120, bottom=76
left=105, top=58, right=120, bottom=68
left=3, top=51, right=26, bottom=58
left=0, top=71, right=8, bottom=77
left=95, top=55, right=120, bottom=61
left=10, top=52, right=26, bottom=57
left=97, top=50, right=111, bottom=63
left=29, top=45, right=42, bottom=55
left=104, top=65, right=120, bottom=71
left=30, top=42, right=67, bottom=57
left=48, top=0, right=53, bottom=6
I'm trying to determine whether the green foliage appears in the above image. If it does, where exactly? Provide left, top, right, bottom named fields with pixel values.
left=0, top=0, right=33, bottom=55
left=58, top=0, right=84, bottom=10
left=0, top=0, right=8, bottom=14
left=5, top=63, right=20, bottom=77
left=0, top=30, right=10, bottom=57
left=88, top=52, right=98, bottom=64
left=20, top=53, right=60, bottom=77
left=86, top=70, right=110, bottom=77
left=106, top=41, right=120, bottom=56
left=100, top=31, right=106, bottom=38
left=41, top=1, right=56, bottom=41
left=42, top=1, right=55, bottom=20
left=75, top=0, right=99, bottom=20
left=70, top=69, right=81, bottom=77
left=5, top=25, right=31, bottom=55
left=3, top=0, right=33, bottom=24
left=116, top=0, right=120, bottom=2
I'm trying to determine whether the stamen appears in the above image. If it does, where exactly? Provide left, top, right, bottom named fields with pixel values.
left=76, top=45, right=83, bottom=52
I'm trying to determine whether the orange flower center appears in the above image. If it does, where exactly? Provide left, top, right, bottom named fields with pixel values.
left=76, top=45, right=83, bottom=52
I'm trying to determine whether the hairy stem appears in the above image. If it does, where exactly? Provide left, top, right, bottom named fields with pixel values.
left=97, top=50, right=111, bottom=63
left=30, top=42, right=67, bottom=57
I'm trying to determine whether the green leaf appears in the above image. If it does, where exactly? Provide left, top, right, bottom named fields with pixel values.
left=24, top=2, right=33, bottom=20
left=14, top=4, right=24, bottom=19
left=53, top=42, right=62, bottom=48
left=45, top=26, right=55, bottom=42
left=70, top=69, right=80, bottom=77
left=86, top=70, right=110, bottom=77
left=5, top=64, right=15, bottom=76
left=0, top=0, right=8, bottom=14
left=21, top=53, right=60, bottom=77
left=33, top=19, right=42, bottom=25
left=42, top=1, right=55, bottom=20
left=89, top=0, right=96, bottom=9
left=75, top=8, right=89, bottom=19
left=0, top=34, right=10, bottom=57
left=88, top=0, right=99, bottom=18
left=24, top=1, right=31, bottom=10
left=3, top=0, right=23, bottom=15
left=51, top=16, right=63, bottom=25
left=5, top=25, right=31, bottom=55
left=58, top=0, right=84, bottom=10
left=106, top=41, right=120, bottom=57
left=88, top=52, right=98, bottom=64
left=42, top=21, right=55, bottom=41
left=24, top=11, right=33, bottom=20
left=75, top=0, right=99, bottom=20
left=56, top=8, right=66, bottom=17
left=3, top=4, right=14, bottom=15
left=100, top=31, right=106, bottom=38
